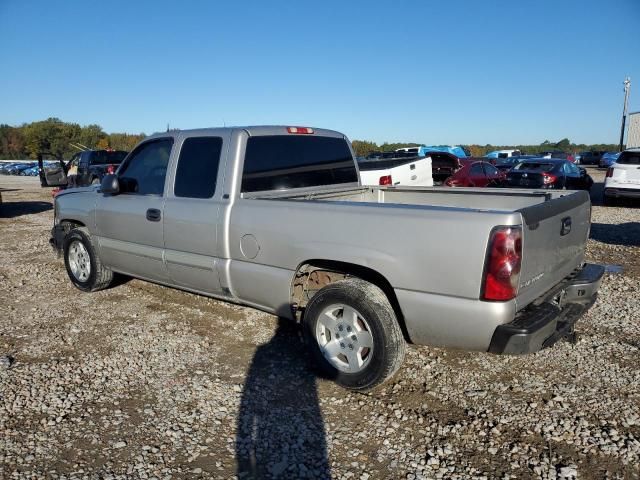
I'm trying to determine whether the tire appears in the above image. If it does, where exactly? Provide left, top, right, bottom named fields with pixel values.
left=603, top=194, right=616, bottom=207
left=63, top=227, right=114, bottom=292
left=302, top=278, right=406, bottom=391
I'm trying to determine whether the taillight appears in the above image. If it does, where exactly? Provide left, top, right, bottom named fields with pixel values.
left=379, top=175, right=392, bottom=186
left=482, top=226, right=522, bottom=301
left=542, top=173, right=557, bottom=184
left=606, top=167, right=614, bottom=178
left=106, top=165, right=115, bottom=174
left=287, top=127, right=314, bottom=134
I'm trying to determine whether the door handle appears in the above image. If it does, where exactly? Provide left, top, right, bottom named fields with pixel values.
left=146, top=208, right=161, bottom=222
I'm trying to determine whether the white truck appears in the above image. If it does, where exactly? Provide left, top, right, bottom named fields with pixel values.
left=358, top=151, right=462, bottom=187
left=358, top=155, right=434, bottom=187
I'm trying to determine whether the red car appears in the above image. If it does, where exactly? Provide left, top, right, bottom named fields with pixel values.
left=444, top=160, right=506, bottom=187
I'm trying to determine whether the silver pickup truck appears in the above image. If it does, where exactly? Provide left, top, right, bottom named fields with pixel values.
left=50, top=126, right=604, bottom=390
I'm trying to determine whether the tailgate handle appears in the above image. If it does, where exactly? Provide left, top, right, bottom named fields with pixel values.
left=561, top=216, right=572, bottom=236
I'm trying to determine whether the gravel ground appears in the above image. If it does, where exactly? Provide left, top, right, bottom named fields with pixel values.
left=1, top=170, right=639, bottom=480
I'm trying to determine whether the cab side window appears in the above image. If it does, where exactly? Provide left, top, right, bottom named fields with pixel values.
left=118, top=138, right=173, bottom=195
left=174, top=136, right=223, bottom=198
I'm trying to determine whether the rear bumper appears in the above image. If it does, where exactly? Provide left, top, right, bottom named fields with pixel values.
left=488, top=263, right=604, bottom=354
left=604, top=187, right=640, bottom=199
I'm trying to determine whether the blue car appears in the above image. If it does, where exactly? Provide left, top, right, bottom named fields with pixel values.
left=20, top=166, right=40, bottom=176
left=599, top=152, right=620, bottom=168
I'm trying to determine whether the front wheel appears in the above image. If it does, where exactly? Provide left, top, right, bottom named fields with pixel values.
left=302, top=278, right=406, bottom=391
left=63, top=227, right=114, bottom=292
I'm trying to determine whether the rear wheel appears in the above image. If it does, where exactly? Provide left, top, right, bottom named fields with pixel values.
left=63, top=227, right=114, bottom=292
left=603, top=194, right=617, bottom=207
left=302, top=278, right=406, bottom=391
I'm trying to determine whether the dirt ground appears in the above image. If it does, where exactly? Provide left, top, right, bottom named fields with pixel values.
left=1, top=170, right=639, bottom=480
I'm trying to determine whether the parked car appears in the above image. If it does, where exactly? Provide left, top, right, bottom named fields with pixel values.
left=444, top=160, right=505, bottom=187
left=603, top=148, right=640, bottom=205
left=538, top=151, right=576, bottom=163
left=505, top=159, right=593, bottom=190
left=576, top=151, right=604, bottom=165
left=485, top=149, right=522, bottom=159
left=20, top=165, right=40, bottom=176
left=599, top=152, right=620, bottom=169
left=50, top=125, right=603, bottom=391
left=3, top=162, right=35, bottom=175
left=38, top=149, right=129, bottom=189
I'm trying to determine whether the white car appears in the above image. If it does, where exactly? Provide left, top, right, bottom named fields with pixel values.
left=603, top=148, right=640, bottom=205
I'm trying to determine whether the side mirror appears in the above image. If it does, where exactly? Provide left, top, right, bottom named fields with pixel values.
left=100, top=174, right=120, bottom=194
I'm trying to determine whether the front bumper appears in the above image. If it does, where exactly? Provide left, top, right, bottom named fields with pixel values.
left=488, top=263, right=605, bottom=354
left=50, top=224, right=66, bottom=252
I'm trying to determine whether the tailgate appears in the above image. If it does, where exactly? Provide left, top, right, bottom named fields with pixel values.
left=515, top=191, right=591, bottom=309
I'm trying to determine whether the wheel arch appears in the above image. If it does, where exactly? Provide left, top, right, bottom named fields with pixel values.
left=291, top=259, right=409, bottom=341
left=60, top=218, right=87, bottom=229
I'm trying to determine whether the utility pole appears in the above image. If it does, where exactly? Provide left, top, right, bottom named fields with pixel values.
left=619, top=77, right=631, bottom=152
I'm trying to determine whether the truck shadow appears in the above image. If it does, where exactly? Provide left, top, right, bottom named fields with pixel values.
left=235, top=318, right=332, bottom=479
left=589, top=179, right=605, bottom=206
left=0, top=200, right=52, bottom=219
left=590, top=222, right=640, bottom=247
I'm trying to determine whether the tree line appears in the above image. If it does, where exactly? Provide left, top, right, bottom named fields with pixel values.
left=351, top=138, right=621, bottom=158
left=0, top=118, right=621, bottom=161
left=0, top=118, right=145, bottom=160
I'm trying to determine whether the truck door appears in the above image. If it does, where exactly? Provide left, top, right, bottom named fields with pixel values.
left=76, top=152, right=92, bottom=186
left=94, top=137, right=174, bottom=282
left=162, top=133, right=228, bottom=294
left=38, top=155, right=71, bottom=187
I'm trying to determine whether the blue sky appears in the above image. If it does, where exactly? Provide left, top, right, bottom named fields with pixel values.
left=1, top=0, right=638, bottom=145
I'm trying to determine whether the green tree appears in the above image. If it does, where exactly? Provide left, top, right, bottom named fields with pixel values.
left=78, top=124, right=107, bottom=149
left=24, top=118, right=80, bottom=160
left=351, top=140, right=378, bottom=157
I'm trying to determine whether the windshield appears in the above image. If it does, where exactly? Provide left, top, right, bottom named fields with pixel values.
left=514, top=162, right=554, bottom=171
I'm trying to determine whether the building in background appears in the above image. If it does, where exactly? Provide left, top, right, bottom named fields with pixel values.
left=627, top=111, right=640, bottom=149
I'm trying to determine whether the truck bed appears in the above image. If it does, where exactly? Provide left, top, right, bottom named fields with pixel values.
left=242, top=185, right=591, bottom=315
left=245, top=184, right=572, bottom=211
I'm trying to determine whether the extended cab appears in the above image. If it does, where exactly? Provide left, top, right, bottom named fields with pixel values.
left=50, top=126, right=604, bottom=390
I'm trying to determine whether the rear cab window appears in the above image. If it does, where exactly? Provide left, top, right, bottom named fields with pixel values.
left=241, top=135, right=357, bottom=193
left=617, top=152, right=640, bottom=165
left=174, top=136, right=223, bottom=198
